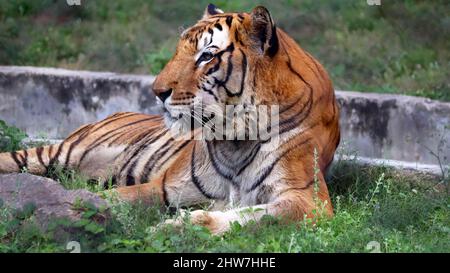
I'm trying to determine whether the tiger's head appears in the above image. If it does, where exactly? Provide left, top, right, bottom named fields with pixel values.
left=152, top=4, right=331, bottom=140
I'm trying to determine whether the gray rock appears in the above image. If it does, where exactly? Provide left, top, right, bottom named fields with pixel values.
left=0, top=173, right=109, bottom=230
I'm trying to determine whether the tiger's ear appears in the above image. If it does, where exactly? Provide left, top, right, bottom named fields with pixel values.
left=249, top=6, right=279, bottom=57
left=202, top=3, right=224, bottom=19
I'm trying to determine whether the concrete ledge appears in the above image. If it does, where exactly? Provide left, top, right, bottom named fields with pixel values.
left=0, top=66, right=161, bottom=138
left=1, top=66, right=449, bottom=166
left=333, top=154, right=445, bottom=177
left=336, top=90, right=450, bottom=164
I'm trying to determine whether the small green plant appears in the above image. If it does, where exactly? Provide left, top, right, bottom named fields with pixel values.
left=421, top=125, right=450, bottom=194
left=46, top=166, right=103, bottom=193
left=72, top=199, right=106, bottom=235
left=0, top=120, right=27, bottom=152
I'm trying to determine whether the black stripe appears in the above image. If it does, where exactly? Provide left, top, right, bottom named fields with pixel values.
left=275, top=180, right=315, bottom=198
left=235, top=142, right=261, bottom=175
left=64, top=123, right=93, bottom=141
left=234, top=31, right=243, bottom=46
left=47, top=144, right=53, bottom=160
left=206, top=141, right=261, bottom=179
left=225, top=16, right=233, bottom=28
left=49, top=141, right=66, bottom=167
left=78, top=118, right=156, bottom=166
left=118, top=129, right=168, bottom=176
left=124, top=126, right=164, bottom=149
left=202, top=85, right=219, bottom=102
left=139, top=138, right=175, bottom=184
left=286, top=58, right=313, bottom=92
left=237, top=49, right=247, bottom=96
left=247, top=138, right=312, bottom=192
left=206, top=142, right=236, bottom=183
left=22, top=150, right=28, bottom=169
left=126, top=175, right=135, bottom=186
left=279, top=96, right=302, bottom=114
left=64, top=127, right=93, bottom=168
left=205, top=42, right=234, bottom=76
left=215, top=55, right=234, bottom=97
left=36, top=146, right=46, bottom=167
left=108, top=125, right=157, bottom=146
left=191, top=143, right=223, bottom=200
left=215, top=47, right=247, bottom=98
left=214, top=23, right=222, bottom=31
left=161, top=171, right=170, bottom=207
left=276, top=57, right=314, bottom=134
left=278, top=97, right=312, bottom=134
left=303, top=51, right=326, bottom=90
left=10, top=152, right=24, bottom=170
left=78, top=130, right=125, bottom=164
left=152, top=140, right=191, bottom=173
left=121, top=130, right=170, bottom=185
left=88, top=112, right=139, bottom=134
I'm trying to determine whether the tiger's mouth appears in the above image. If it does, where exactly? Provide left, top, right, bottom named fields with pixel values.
left=162, top=105, right=217, bottom=131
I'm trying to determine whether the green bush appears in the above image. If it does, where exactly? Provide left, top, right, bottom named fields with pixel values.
left=0, top=120, right=27, bottom=152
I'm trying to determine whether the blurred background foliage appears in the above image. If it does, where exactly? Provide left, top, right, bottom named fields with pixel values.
left=0, top=0, right=449, bottom=101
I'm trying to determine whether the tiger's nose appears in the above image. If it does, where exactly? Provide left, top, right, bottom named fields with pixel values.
left=154, top=88, right=173, bottom=103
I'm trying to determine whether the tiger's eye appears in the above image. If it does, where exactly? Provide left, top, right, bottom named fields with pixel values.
left=201, top=52, right=213, bottom=62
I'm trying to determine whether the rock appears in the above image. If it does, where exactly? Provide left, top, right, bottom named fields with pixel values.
left=0, top=173, right=109, bottom=230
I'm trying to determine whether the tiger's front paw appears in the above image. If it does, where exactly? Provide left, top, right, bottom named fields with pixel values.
left=163, top=210, right=231, bottom=235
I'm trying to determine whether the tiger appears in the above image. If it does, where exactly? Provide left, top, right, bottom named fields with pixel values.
left=0, top=4, right=340, bottom=234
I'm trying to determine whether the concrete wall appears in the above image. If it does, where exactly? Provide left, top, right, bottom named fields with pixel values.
left=1, top=66, right=449, bottom=166
left=0, top=66, right=160, bottom=138
left=338, top=91, right=450, bottom=165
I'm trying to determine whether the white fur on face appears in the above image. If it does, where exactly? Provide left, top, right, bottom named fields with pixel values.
left=195, top=26, right=230, bottom=64
left=164, top=24, right=231, bottom=128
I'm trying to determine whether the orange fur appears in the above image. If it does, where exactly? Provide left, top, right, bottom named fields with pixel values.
left=0, top=5, right=339, bottom=234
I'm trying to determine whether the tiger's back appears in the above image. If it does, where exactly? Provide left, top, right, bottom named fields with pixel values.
left=0, top=112, right=190, bottom=188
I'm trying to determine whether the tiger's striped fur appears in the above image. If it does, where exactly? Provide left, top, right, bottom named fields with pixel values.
left=0, top=5, right=340, bottom=234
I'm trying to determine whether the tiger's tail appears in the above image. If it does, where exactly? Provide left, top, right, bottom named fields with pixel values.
left=0, top=143, right=63, bottom=176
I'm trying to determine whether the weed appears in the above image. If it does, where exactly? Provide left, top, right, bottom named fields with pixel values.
left=0, top=120, right=27, bottom=152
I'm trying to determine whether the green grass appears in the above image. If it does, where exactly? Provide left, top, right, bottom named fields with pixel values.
left=0, top=121, right=448, bottom=253
left=0, top=159, right=448, bottom=253
left=0, top=0, right=449, bottom=101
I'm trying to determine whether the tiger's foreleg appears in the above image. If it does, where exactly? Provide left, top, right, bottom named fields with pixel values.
left=166, top=173, right=333, bottom=235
